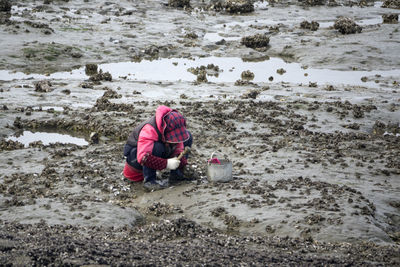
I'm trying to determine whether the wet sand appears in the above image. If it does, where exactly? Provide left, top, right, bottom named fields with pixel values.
left=0, top=0, right=399, bottom=265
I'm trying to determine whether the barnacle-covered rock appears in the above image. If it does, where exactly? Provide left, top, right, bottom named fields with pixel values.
left=334, top=17, right=362, bottom=34
left=225, top=0, right=254, bottom=13
left=168, top=0, right=190, bottom=8
left=300, top=20, right=320, bottom=31
left=241, top=33, right=270, bottom=48
left=382, top=14, right=399, bottom=23
left=382, top=0, right=400, bottom=9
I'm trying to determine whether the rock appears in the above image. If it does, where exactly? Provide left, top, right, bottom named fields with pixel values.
left=13, top=117, right=22, bottom=128
left=211, top=206, right=227, bottom=217
left=241, top=70, right=254, bottom=80
left=184, top=32, right=198, bottom=39
left=23, top=21, right=54, bottom=32
left=90, top=132, right=99, bottom=144
left=71, top=52, right=82, bottom=58
left=304, top=214, right=326, bottom=225
left=85, top=64, right=98, bottom=76
left=276, top=68, right=286, bottom=75
left=80, top=82, right=94, bottom=89
left=89, top=70, right=112, bottom=82
left=144, top=45, right=159, bottom=57
left=146, top=202, right=182, bottom=216
left=352, top=105, right=364, bottom=118
left=207, top=0, right=225, bottom=11
left=389, top=232, right=400, bottom=242
left=0, top=140, right=24, bottom=151
left=225, top=0, right=254, bottom=14
left=241, top=89, right=260, bottom=99
left=223, top=214, right=240, bottom=227
left=215, top=39, right=226, bottom=45
left=341, top=123, right=360, bottom=130
left=265, top=225, right=276, bottom=233
left=34, top=80, right=53, bottom=92
left=309, top=82, right=317, bottom=87
left=168, top=0, right=190, bottom=8
left=188, top=64, right=220, bottom=76
left=235, top=79, right=257, bottom=86
left=381, top=0, right=400, bottom=9
left=334, top=17, right=362, bottom=34
left=301, top=0, right=325, bottom=6
left=382, top=14, right=399, bottom=23
left=196, top=70, right=208, bottom=83
left=372, top=120, right=386, bottom=135
left=300, top=20, right=320, bottom=31
left=28, top=141, right=44, bottom=148
left=0, top=0, right=11, bottom=12
left=387, top=123, right=400, bottom=135
left=103, top=88, right=121, bottom=99
left=241, top=33, right=270, bottom=48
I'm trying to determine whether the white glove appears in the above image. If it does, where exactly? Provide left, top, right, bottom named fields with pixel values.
left=166, top=157, right=180, bottom=170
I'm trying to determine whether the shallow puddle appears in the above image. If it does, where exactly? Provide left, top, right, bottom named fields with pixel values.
left=7, top=131, right=88, bottom=147
left=0, top=56, right=398, bottom=87
left=203, top=32, right=241, bottom=42
left=35, top=106, right=64, bottom=112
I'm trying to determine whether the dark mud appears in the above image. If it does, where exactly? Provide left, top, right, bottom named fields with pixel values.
left=1, top=219, right=399, bottom=266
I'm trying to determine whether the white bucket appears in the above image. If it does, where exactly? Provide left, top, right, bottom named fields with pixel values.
left=207, top=153, right=233, bottom=183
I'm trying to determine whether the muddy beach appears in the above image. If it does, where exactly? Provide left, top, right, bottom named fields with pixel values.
left=0, top=0, right=400, bottom=265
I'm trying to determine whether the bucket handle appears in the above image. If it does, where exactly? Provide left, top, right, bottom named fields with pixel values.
left=208, top=151, right=229, bottom=165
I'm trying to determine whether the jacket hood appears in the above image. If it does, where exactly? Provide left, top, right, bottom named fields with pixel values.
left=155, top=105, right=173, bottom=141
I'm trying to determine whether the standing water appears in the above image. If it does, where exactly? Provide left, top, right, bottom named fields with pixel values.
left=0, top=57, right=398, bottom=87
left=7, top=131, right=88, bottom=147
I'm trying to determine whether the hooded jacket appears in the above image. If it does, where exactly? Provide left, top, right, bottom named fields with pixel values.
left=125, top=105, right=186, bottom=174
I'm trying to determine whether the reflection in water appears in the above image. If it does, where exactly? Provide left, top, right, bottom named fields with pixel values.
left=35, top=106, right=64, bottom=112
left=7, top=131, right=88, bottom=147
left=0, top=56, right=398, bottom=87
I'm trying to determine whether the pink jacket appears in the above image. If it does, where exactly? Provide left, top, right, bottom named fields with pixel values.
left=137, top=105, right=184, bottom=164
